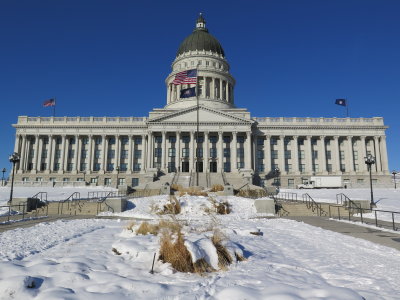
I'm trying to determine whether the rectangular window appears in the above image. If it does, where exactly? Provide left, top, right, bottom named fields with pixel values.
left=197, top=148, right=203, bottom=158
left=326, top=150, right=331, bottom=160
left=42, top=149, right=48, bottom=158
left=311, top=139, right=317, bottom=145
left=81, top=150, right=87, bottom=159
left=313, top=164, right=319, bottom=172
left=257, top=163, right=264, bottom=172
left=134, top=137, right=142, bottom=144
left=327, top=164, right=332, bottom=173
left=340, top=164, right=346, bottom=172
left=237, top=136, right=244, bottom=144
left=325, top=139, right=331, bottom=146
left=223, top=136, right=231, bottom=143
left=56, top=137, right=62, bottom=144
left=133, top=163, right=141, bottom=172
left=154, top=148, right=162, bottom=157
left=354, top=164, right=359, bottom=171
left=90, top=177, right=98, bottom=184
left=224, top=162, right=231, bottom=172
left=168, top=162, right=176, bottom=172
left=27, top=163, right=33, bottom=170
left=210, top=148, right=217, bottom=158
left=284, top=139, right=291, bottom=146
left=237, top=161, right=244, bottom=168
left=121, top=150, right=128, bottom=159
left=182, top=136, right=190, bottom=143
left=257, top=150, right=264, bottom=159
left=237, top=148, right=244, bottom=157
left=95, top=150, right=101, bottom=159
left=43, top=137, right=49, bottom=145
left=134, top=150, right=142, bottom=159
left=298, top=139, right=304, bottom=145
left=94, top=163, right=101, bottom=171
left=104, top=178, right=111, bottom=186
left=271, top=138, right=277, bottom=145
left=169, top=148, right=176, bottom=157
left=285, top=164, right=292, bottom=172
left=223, top=148, right=230, bottom=158
left=169, top=136, right=176, bottom=144
left=69, top=137, right=75, bottom=145
left=107, top=150, right=115, bottom=159
left=109, top=137, right=116, bottom=145
left=155, top=136, right=162, bottom=144
left=80, top=163, right=87, bottom=171
left=340, top=151, right=345, bottom=160
left=68, top=149, right=74, bottom=159
left=197, top=136, right=204, bottom=143
left=132, top=178, right=139, bottom=187
left=312, top=150, right=318, bottom=159
left=357, top=179, right=364, bottom=183
left=67, top=163, right=73, bottom=171
left=40, top=163, right=47, bottom=171
left=107, top=163, right=114, bottom=171
left=36, top=177, right=42, bottom=182
left=182, top=148, right=190, bottom=158
left=299, top=150, right=305, bottom=159
left=288, top=179, right=294, bottom=188
left=95, top=137, right=102, bottom=145
left=272, top=150, right=278, bottom=159
left=53, top=163, right=60, bottom=171
left=121, top=137, right=129, bottom=145
left=63, top=178, right=69, bottom=182
left=209, top=136, right=217, bottom=143
left=120, top=163, right=127, bottom=171
left=299, top=164, right=305, bottom=173
left=29, top=149, right=34, bottom=158
left=353, top=151, right=358, bottom=160
left=82, top=137, right=89, bottom=145
left=285, top=150, right=291, bottom=159
left=55, top=150, right=61, bottom=159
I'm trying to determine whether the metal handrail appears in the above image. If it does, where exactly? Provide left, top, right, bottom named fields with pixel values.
left=336, top=193, right=362, bottom=210
left=221, top=170, right=228, bottom=186
left=302, top=193, right=324, bottom=216
left=31, top=192, right=48, bottom=203
left=171, top=172, right=178, bottom=185
left=275, top=192, right=298, bottom=202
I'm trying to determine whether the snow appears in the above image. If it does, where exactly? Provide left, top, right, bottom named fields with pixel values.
left=0, top=187, right=400, bottom=299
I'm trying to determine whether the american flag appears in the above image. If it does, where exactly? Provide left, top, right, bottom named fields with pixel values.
left=172, top=69, right=197, bottom=85
left=43, top=98, right=56, bottom=107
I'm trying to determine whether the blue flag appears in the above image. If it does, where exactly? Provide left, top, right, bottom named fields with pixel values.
left=180, top=87, right=196, bottom=98
left=335, top=99, right=347, bottom=106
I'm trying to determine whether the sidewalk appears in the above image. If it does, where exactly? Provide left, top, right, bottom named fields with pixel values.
left=285, top=216, right=400, bottom=251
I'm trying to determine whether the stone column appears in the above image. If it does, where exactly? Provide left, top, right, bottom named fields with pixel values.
left=245, top=132, right=252, bottom=170
left=167, top=84, right=171, bottom=104
left=46, top=135, right=53, bottom=173
left=115, top=135, right=120, bottom=170
left=226, top=83, right=230, bottom=103
left=374, top=136, right=382, bottom=173
left=219, top=78, right=223, bottom=99
left=14, top=134, right=20, bottom=153
left=332, top=136, right=340, bottom=174
left=101, top=135, right=107, bottom=173
left=204, top=131, right=209, bottom=172
left=162, top=131, right=167, bottom=171
left=380, top=136, right=389, bottom=173
left=77, top=136, right=82, bottom=173
left=360, top=136, right=367, bottom=172
left=88, top=135, right=93, bottom=172
left=292, top=136, right=299, bottom=174
left=127, top=135, right=133, bottom=173
left=319, top=136, right=327, bottom=174
left=19, top=135, right=27, bottom=172
left=73, top=135, right=79, bottom=173
left=347, top=136, right=354, bottom=173
left=147, top=132, right=152, bottom=169
left=231, top=132, right=237, bottom=172
left=177, top=132, right=181, bottom=172
left=48, top=135, right=55, bottom=173
left=305, top=136, right=313, bottom=173
left=279, top=135, right=286, bottom=175
left=33, top=135, right=40, bottom=172
left=60, top=135, right=67, bottom=173
left=212, top=78, right=215, bottom=99
left=265, top=135, right=272, bottom=174
left=218, top=132, right=223, bottom=171
left=141, top=134, right=146, bottom=173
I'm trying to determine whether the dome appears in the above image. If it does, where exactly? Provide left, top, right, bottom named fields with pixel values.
left=176, top=14, right=225, bottom=57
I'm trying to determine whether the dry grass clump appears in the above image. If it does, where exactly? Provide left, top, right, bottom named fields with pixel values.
left=179, top=187, right=208, bottom=197
left=211, top=232, right=232, bottom=269
left=171, top=184, right=183, bottom=191
left=136, top=219, right=182, bottom=236
left=207, top=197, right=231, bottom=215
left=162, top=195, right=181, bottom=214
left=136, top=221, right=159, bottom=235
left=237, top=188, right=267, bottom=198
left=210, top=184, right=224, bottom=192
left=125, top=220, right=136, bottom=232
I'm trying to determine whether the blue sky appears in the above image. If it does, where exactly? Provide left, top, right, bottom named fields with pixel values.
left=1, top=0, right=399, bottom=175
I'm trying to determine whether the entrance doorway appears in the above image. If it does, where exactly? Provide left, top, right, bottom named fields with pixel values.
left=181, top=161, right=189, bottom=172
left=196, top=161, right=203, bottom=173
left=209, top=161, right=217, bottom=173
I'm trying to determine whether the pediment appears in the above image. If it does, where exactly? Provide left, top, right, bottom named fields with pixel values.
left=147, top=106, right=253, bottom=124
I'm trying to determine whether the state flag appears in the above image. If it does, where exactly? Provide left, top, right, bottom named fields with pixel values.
left=335, top=99, right=347, bottom=106
left=180, top=87, right=196, bottom=98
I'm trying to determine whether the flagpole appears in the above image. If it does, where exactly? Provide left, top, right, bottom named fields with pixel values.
left=53, top=97, right=56, bottom=117
left=196, top=66, right=200, bottom=186
left=346, top=98, right=349, bottom=118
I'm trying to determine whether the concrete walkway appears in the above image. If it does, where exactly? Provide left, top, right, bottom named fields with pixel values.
left=285, top=216, right=400, bottom=251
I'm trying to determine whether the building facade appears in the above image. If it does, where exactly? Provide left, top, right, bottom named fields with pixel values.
left=12, top=15, right=390, bottom=188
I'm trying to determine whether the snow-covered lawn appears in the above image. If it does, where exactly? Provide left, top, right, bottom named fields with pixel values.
left=0, top=190, right=400, bottom=299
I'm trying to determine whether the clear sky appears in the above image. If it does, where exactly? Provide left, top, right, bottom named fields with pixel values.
left=1, top=0, right=399, bottom=176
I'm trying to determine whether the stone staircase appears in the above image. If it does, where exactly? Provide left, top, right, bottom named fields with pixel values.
left=27, top=200, right=112, bottom=216
left=276, top=201, right=350, bottom=217
left=174, top=172, right=191, bottom=188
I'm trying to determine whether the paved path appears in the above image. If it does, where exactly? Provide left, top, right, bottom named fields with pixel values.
left=285, top=216, right=400, bottom=251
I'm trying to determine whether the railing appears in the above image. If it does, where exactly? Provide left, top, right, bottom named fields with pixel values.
left=221, top=171, right=228, bottom=186
left=31, top=192, right=48, bottom=203
left=171, top=172, right=178, bottom=185
left=328, top=205, right=400, bottom=231
left=87, top=191, right=124, bottom=200
left=0, top=203, right=28, bottom=223
left=275, top=192, right=298, bottom=202
left=58, top=192, right=81, bottom=214
left=251, top=116, right=384, bottom=125
left=302, top=193, right=324, bottom=216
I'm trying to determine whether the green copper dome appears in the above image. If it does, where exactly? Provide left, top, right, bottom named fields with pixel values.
left=176, top=14, right=225, bottom=57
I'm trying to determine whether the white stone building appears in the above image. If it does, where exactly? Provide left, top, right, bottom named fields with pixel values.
left=12, top=15, right=390, bottom=188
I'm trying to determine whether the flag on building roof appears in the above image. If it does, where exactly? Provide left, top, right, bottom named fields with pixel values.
left=43, top=98, right=56, bottom=107
left=180, top=87, right=196, bottom=98
left=335, top=99, right=347, bottom=106
left=173, top=69, right=197, bottom=85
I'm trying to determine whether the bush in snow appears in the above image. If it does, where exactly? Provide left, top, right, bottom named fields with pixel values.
left=162, top=196, right=181, bottom=214
left=210, top=184, right=224, bottom=192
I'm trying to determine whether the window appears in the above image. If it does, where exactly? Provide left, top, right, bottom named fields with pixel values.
left=134, top=137, right=142, bottom=144
left=104, top=178, right=111, bottom=186
left=257, top=138, right=264, bottom=145
left=81, top=150, right=87, bottom=159
left=326, top=151, right=331, bottom=160
left=298, top=139, right=304, bottom=145
left=95, top=150, right=101, bottom=159
left=223, top=136, right=231, bottom=143
left=82, top=137, right=89, bottom=145
left=272, top=163, right=279, bottom=170
left=169, top=148, right=176, bottom=157
left=285, top=150, right=291, bottom=159
left=69, top=137, right=75, bottom=145
left=299, top=164, right=305, bottom=173
left=313, top=164, right=319, bottom=172
left=340, top=164, right=346, bottom=172
left=224, top=162, right=231, bottom=172
left=27, top=163, right=33, bottom=170
left=90, top=177, right=98, bottom=184
left=299, top=150, right=305, bottom=159
left=55, top=150, right=61, bottom=159
left=134, top=150, right=142, bottom=159
left=29, top=149, right=34, bottom=158
left=210, top=148, right=217, bottom=158
left=80, top=163, right=87, bottom=171
left=43, top=138, right=49, bottom=144
left=120, top=163, right=127, bottom=171
left=272, top=150, right=278, bottom=159
left=197, top=148, right=203, bottom=158
left=257, top=150, right=264, bottom=159
left=257, top=164, right=264, bottom=172
left=311, top=139, right=317, bottom=145
left=42, top=149, right=48, bottom=158
left=354, top=164, right=359, bottom=171
left=154, top=148, right=162, bottom=157
left=132, top=178, right=139, bottom=187
left=182, top=148, right=190, bottom=157
left=107, top=150, right=115, bottom=159
left=109, top=137, right=116, bottom=144
left=40, top=163, right=47, bottom=171
left=182, top=136, right=190, bottom=143
left=312, top=150, right=318, bottom=159
left=68, top=149, right=74, bottom=159
left=155, top=136, right=162, bottom=144
left=133, top=163, right=141, bottom=171
left=56, top=137, right=62, bottom=144
left=63, top=178, right=69, bottom=182
left=340, top=151, right=345, bottom=160
left=209, top=136, right=217, bottom=143
left=168, top=162, right=176, bottom=172
left=357, top=179, right=364, bottom=183
left=67, top=163, right=73, bottom=171
left=121, top=137, right=129, bottom=145
left=284, top=139, right=291, bottom=146
left=94, top=163, right=101, bottom=171
left=77, top=178, right=84, bottom=182
left=169, top=136, right=176, bottom=144
left=271, top=138, right=277, bottom=145
left=325, top=139, right=331, bottom=146
left=53, top=163, right=60, bottom=171
left=121, top=150, right=128, bottom=159
left=197, top=136, right=204, bottom=143
left=22, top=177, right=29, bottom=182
left=95, top=137, right=102, bottom=145
left=107, top=163, right=114, bottom=171
left=237, top=161, right=244, bottom=168
left=36, top=177, right=42, bottom=182
left=237, top=148, right=244, bottom=157
left=288, top=179, right=294, bottom=188
left=353, top=151, right=358, bottom=160
left=223, top=148, right=230, bottom=158
left=237, top=136, right=244, bottom=144
left=327, top=164, right=332, bottom=173
left=285, top=164, right=292, bottom=172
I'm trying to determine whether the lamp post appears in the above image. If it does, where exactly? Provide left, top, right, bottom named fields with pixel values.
left=116, top=166, right=120, bottom=188
left=8, top=153, right=20, bottom=216
left=274, top=167, right=281, bottom=192
left=1, top=168, right=6, bottom=186
left=364, top=154, right=376, bottom=208
left=82, top=170, right=86, bottom=185
left=392, top=170, right=398, bottom=189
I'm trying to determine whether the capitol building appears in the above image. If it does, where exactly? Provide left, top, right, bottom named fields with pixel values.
left=12, top=15, right=390, bottom=188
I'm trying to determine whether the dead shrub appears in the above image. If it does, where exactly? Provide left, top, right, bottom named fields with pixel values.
left=112, top=248, right=122, bottom=255
left=178, top=187, right=208, bottom=197
left=125, top=220, right=136, bottom=232
left=162, top=195, right=181, bottom=214
left=158, top=219, right=181, bottom=234
left=207, top=197, right=231, bottom=215
left=237, top=188, right=267, bottom=199
left=171, top=184, right=183, bottom=192
left=136, top=221, right=159, bottom=235
left=159, top=230, right=194, bottom=273
left=210, top=184, right=224, bottom=192
left=211, top=232, right=232, bottom=269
